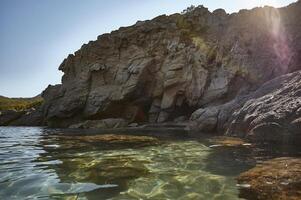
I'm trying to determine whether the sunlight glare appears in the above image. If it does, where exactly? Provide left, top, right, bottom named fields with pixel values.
left=242, top=0, right=282, bottom=8
left=257, top=0, right=282, bottom=7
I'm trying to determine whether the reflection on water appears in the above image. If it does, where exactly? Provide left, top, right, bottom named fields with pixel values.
left=0, top=127, right=259, bottom=199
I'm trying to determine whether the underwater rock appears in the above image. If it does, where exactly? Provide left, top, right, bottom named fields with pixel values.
left=237, top=157, right=301, bottom=200
left=56, top=134, right=160, bottom=149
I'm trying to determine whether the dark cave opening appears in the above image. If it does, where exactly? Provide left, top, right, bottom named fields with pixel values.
left=166, top=99, right=198, bottom=122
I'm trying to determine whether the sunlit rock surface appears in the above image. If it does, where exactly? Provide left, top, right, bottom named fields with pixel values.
left=190, top=70, right=301, bottom=145
left=237, top=157, right=301, bottom=200
left=42, top=1, right=301, bottom=129
left=226, top=70, right=301, bottom=145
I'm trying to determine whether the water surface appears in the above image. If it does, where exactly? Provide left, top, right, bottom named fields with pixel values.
left=0, top=127, right=263, bottom=199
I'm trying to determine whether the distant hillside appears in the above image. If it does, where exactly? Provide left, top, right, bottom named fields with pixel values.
left=0, top=95, right=43, bottom=111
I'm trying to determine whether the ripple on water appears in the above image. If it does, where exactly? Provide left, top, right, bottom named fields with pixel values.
left=0, top=127, right=251, bottom=200
left=106, top=142, right=242, bottom=200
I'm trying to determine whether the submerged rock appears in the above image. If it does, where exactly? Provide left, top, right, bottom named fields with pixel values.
left=55, top=134, right=160, bottom=149
left=237, top=157, right=301, bottom=200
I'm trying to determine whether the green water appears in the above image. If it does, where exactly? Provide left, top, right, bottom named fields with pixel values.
left=0, top=127, right=256, bottom=199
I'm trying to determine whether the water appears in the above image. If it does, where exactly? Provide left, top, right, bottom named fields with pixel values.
left=0, top=127, right=261, bottom=199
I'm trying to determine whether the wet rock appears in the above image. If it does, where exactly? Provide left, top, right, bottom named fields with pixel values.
left=237, top=157, right=301, bottom=200
left=69, top=118, right=128, bottom=129
left=209, top=136, right=249, bottom=147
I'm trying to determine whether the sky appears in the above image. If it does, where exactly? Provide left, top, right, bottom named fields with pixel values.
left=0, top=0, right=296, bottom=97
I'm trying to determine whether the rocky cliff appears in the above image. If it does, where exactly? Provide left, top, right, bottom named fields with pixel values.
left=42, top=2, right=301, bottom=128
left=37, top=2, right=301, bottom=143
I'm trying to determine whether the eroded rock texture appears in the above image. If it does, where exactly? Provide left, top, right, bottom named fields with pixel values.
left=42, top=2, right=301, bottom=131
left=190, top=70, right=301, bottom=144
left=226, top=71, right=301, bottom=144
left=237, top=157, right=301, bottom=200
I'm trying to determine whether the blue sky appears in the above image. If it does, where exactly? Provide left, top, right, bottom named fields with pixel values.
left=0, top=0, right=296, bottom=97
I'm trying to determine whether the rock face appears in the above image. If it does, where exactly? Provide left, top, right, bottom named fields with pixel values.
left=190, top=70, right=301, bottom=144
left=237, top=157, right=301, bottom=200
left=42, top=1, right=301, bottom=128
left=226, top=71, right=301, bottom=144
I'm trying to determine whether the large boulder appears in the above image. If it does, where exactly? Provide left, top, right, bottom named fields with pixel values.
left=42, top=2, right=301, bottom=127
left=189, top=107, right=219, bottom=132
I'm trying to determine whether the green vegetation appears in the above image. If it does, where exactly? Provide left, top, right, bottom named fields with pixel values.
left=0, top=95, right=43, bottom=111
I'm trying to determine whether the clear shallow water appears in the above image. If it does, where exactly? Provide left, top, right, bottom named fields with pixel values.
left=0, top=127, right=257, bottom=199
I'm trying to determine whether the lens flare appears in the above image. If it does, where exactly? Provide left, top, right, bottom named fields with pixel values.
left=263, top=6, right=292, bottom=73
left=258, top=0, right=282, bottom=7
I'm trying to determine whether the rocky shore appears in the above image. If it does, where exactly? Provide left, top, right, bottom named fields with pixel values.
left=2, top=1, right=300, bottom=145
left=41, top=1, right=300, bottom=144
left=1, top=2, right=301, bottom=199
